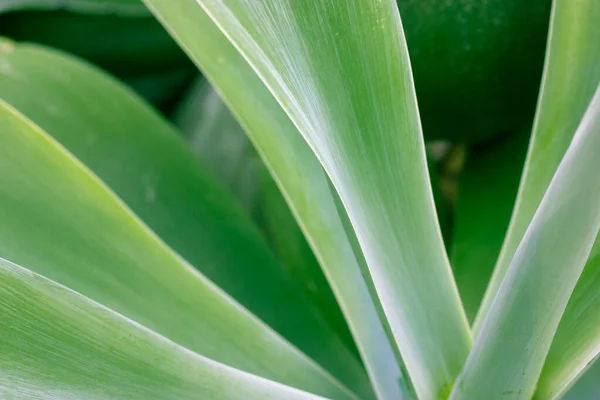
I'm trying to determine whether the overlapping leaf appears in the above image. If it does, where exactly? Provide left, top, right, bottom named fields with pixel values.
left=0, top=0, right=147, bottom=15
left=536, top=237, right=600, bottom=398
left=0, top=46, right=358, bottom=398
left=175, top=1, right=470, bottom=397
left=0, top=257, right=320, bottom=400
left=143, top=0, right=407, bottom=398
left=559, top=358, right=600, bottom=400
left=474, top=0, right=600, bottom=334
left=0, top=44, right=364, bottom=389
left=451, top=84, right=600, bottom=399
left=462, top=0, right=600, bottom=396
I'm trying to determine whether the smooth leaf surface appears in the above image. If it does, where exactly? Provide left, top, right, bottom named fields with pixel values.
left=451, top=84, right=600, bottom=400
left=451, top=132, right=529, bottom=322
left=535, top=237, right=600, bottom=398
left=532, top=3, right=600, bottom=396
left=0, top=94, right=355, bottom=400
left=143, top=1, right=405, bottom=398
left=172, top=78, right=357, bottom=353
left=184, top=1, right=471, bottom=397
left=0, top=42, right=367, bottom=395
left=0, top=257, right=322, bottom=400
left=474, top=0, right=600, bottom=333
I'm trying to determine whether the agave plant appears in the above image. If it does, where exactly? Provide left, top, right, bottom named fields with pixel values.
left=0, top=0, right=599, bottom=399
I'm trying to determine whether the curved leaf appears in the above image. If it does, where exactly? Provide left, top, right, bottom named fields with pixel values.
left=0, top=257, right=321, bottom=400
left=0, top=42, right=367, bottom=395
left=0, top=83, right=355, bottom=399
left=180, top=1, right=471, bottom=397
left=143, top=1, right=405, bottom=398
left=397, top=0, right=550, bottom=142
left=451, top=84, right=600, bottom=400
left=0, top=42, right=367, bottom=394
left=559, top=358, right=600, bottom=400
left=468, top=1, right=600, bottom=395
left=125, top=64, right=195, bottom=109
left=474, top=0, right=600, bottom=334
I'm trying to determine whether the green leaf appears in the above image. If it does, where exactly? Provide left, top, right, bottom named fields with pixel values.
left=0, top=257, right=322, bottom=400
left=535, top=237, right=600, bottom=398
left=450, top=132, right=529, bottom=322
left=450, top=84, right=600, bottom=400
left=143, top=1, right=405, bottom=398
left=172, top=78, right=358, bottom=354
left=173, top=1, right=471, bottom=397
left=474, top=0, right=600, bottom=334
left=0, top=48, right=357, bottom=399
left=469, top=1, right=600, bottom=394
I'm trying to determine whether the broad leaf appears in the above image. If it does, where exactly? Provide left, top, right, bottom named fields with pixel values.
left=0, top=257, right=321, bottom=400
left=143, top=1, right=405, bottom=398
left=451, top=84, right=600, bottom=400
left=0, top=64, right=356, bottom=399
left=176, top=1, right=471, bottom=398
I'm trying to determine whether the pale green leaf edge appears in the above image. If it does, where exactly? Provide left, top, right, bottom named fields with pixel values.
left=0, top=99, right=357, bottom=400
left=0, top=256, right=323, bottom=400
